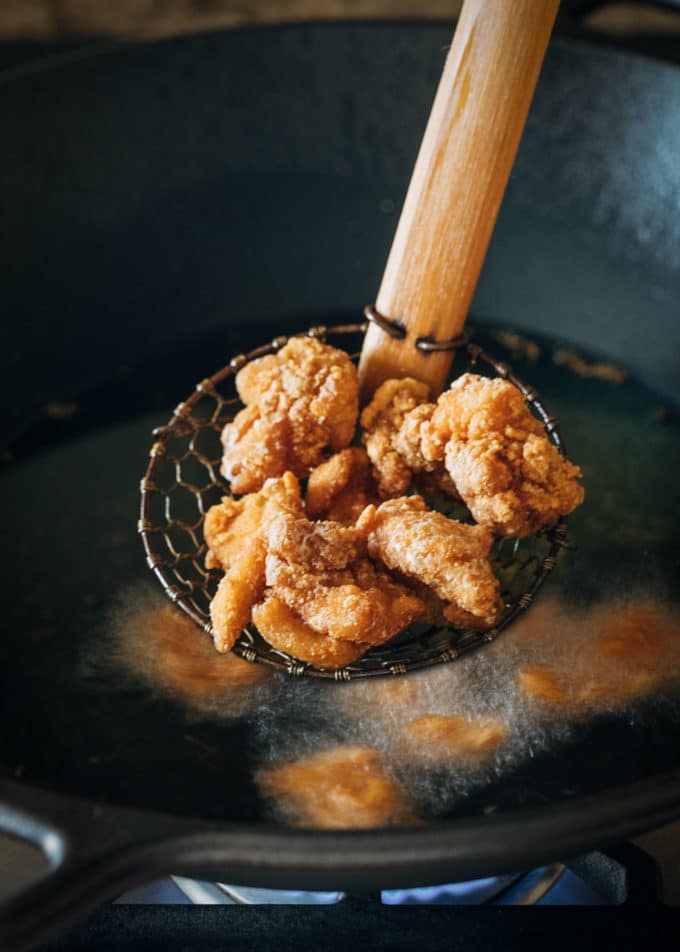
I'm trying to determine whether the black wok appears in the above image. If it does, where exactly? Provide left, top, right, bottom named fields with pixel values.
left=0, top=21, right=679, bottom=950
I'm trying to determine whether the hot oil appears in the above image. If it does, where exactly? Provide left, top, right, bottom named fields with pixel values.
left=93, top=584, right=278, bottom=721
left=250, top=593, right=680, bottom=824
left=98, top=583, right=680, bottom=828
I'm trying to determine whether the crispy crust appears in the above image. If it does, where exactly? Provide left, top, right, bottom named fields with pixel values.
left=305, top=447, right=379, bottom=524
left=360, top=378, right=433, bottom=498
left=360, top=495, right=502, bottom=628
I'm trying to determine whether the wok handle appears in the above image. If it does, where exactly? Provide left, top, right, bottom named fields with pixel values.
left=0, top=780, right=182, bottom=952
left=358, top=0, right=559, bottom=401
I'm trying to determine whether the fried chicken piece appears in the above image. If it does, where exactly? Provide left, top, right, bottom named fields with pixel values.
left=255, top=746, right=419, bottom=829
left=392, top=401, right=436, bottom=472
left=220, top=403, right=291, bottom=498
left=395, top=403, right=458, bottom=500
left=210, top=556, right=266, bottom=654
left=206, top=472, right=300, bottom=653
left=266, top=486, right=362, bottom=570
left=360, top=378, right=434, bottom=497
left=221, top=337, right=359, bottom=493
left=204, top=470, right=301, bottom=573
left=306, top=447, right=379, bottom=524
left=358, top=495, right=502, bottom=628
left=421, top=374, right=584, bottom=537
left=404, top=714, right=507, bottom=759
left=252, top=597, right=368, bottom=669
left=386, top=574, right=450, bottom=627
left=264, top=491, right=423, bottom=646
left=273, top=558, right=424, bottom=646
left=204, top=491, right=268, bottom=572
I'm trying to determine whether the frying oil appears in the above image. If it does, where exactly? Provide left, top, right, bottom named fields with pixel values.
left=98, top=583, right=680, bottom=827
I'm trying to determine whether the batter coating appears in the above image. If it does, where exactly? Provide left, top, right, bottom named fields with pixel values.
left=306, top=447, right=378, bottom=524
left=252, top=597, right=368, bottom=669
left=359, top=495, right=502, bottom=629
left=264, top=490, right=424, bottom=646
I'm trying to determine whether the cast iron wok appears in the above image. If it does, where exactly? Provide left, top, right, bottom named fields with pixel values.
left=0, top=22, right=679, bottom=949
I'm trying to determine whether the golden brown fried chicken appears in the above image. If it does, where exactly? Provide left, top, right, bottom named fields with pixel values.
left=390, top=403, right=458, bottom=500
left=305, top=447, right=379, bottom=524
left=252, top=597, right=368, bottom=669
left=204, top=491, right=268, bottom=572
left=208, top=558, right=265, bottom=654
left=358, top=496, right=502, bottom=629
left=421, top=374, right=584, bottom=537
left=360, top=378, right=435, bottom=497
left=205, top=472, right=300, bottom=652
left=255, top=746, right=419, bottom=829
left=264, top=490, right=423, bottom=647
left=221, top=337, right=359, bottom=493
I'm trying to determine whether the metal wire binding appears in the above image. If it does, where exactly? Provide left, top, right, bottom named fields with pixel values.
left=364, top=304, right=468, bottom=352
left=139, top=322, right=570, bottom=680
left=363, top=305, right=406, bottom=339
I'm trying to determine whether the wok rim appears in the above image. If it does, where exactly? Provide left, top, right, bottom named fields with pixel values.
left=3, top=766, right=680, bottom=889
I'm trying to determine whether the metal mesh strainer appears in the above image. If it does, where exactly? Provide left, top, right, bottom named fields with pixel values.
left=138, top=322, right=569, bottom=680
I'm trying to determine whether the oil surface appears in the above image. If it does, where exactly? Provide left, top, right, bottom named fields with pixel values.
left=1, top=324, right=679, bottom=826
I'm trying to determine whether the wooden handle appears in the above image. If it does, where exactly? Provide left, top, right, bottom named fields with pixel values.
left=358, top=0, right=559, bottom=401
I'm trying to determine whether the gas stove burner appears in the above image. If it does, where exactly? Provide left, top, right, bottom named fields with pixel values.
left=122, top=860, right=609, bottom=908
left=112, top=844, right=661, bottom=910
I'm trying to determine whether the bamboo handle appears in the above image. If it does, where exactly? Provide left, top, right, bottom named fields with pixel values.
left=358, top=0, right=559, bottom=401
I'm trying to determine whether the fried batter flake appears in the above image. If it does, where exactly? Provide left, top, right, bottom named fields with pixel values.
left=405, top=714, right=507, bottom=758
left=264, top=491, right=423, bottom=646
left=360, top=378, right=434, bottom=497
left=422, top=374, right=584, bottom=537
left=306, top=447, right=379, bottom=524
left=255, top=746, right=419, bottom=828
left=221, top=337, right=359, bottom=493
left=359, top=495, right=502, bottom=628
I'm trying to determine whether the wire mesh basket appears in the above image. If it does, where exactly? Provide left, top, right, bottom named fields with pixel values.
left=139, top=322, right=569, bottom=680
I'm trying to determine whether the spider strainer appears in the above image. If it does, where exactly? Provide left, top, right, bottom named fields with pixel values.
left=138, top=321, right=569, bottom=680
left=139, top=0, right=566, bottom=680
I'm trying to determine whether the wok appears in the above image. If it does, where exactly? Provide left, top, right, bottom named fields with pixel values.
left=0, top=21, right=679, bottom=949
